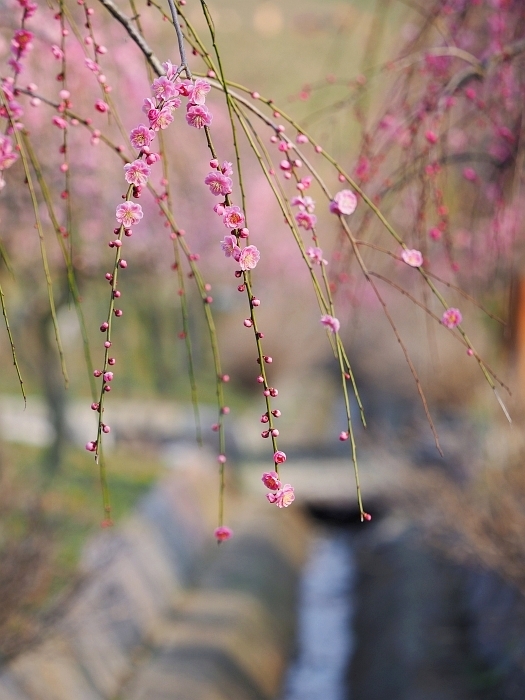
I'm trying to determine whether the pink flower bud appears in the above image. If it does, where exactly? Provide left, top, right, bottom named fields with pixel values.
left=262, top=471, right=281, bottom=490
left=214, top=526, right=233, bottom=542
left=85, top=441, right=96, bottom=452
left=103, top=372, right=113, bottom=382
left=274, top=450, right=286, bottom=464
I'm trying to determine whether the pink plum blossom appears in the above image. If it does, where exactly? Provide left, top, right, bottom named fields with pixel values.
left=306, top=246, right=327, bottom=265
left=262, top=471, right=281, bottom=490
left=220, top=235, right=241, bottom=260
left=238, top=245, right=260, bottom=271
left=320, top=314, right=340, bottom=333
left=129, top=125, right=154, bottom=150
left=162, top=60, right=178, bottom=79
left=189, top=78, right=211, bottom=105
left=295, top=211, right=317, bottom=230
left=401, top=248, right=423, bottom=267
left=52, top=116, right=67, bottom=129
left=441, top=308, right=462, bottom=329
left=12, top=30, right=33, bottom=57
left=0, top=135, right=18, bottom=171
left=330, top=189, right=357, bottom=216
left=291, top=195, right=315, bottom=213
left=116, top=201, right=143, bottom=227
left=274, top=450, right=287, bottom=464
left=124, top=159, right=151, bottom=187
left=186, top=104, right=212, bottom=129
left=149, top=107, right=174, bottom=131
left=221, top=161, right=233, bottom=176
left=266, top=484, right=295, bottom=508
left=151, top=76, right=180, bottom=101
left=214, top=526, right=233, bottom=542
left=223, top=205, right=245, bottom=229
left=204, top=171, right=233, bottom=196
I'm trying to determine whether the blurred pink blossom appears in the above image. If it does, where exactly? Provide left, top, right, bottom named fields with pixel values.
left=441, top=308, right=462, bottom=329
left=401, top=248, right=423, bottom=267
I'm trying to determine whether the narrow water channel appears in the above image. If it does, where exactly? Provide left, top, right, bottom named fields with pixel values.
left=280, top=528, right=356, bottom=700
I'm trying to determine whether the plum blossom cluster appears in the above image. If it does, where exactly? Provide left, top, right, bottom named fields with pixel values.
left=291, top=194, right=317, bottom=230
left=9, top=0, right=37, bottom=76
left=261, top=452, right=295, bottom=508
left=87, top=62, right=214, bottom=461
left=0, top=133, right=19, bottom=191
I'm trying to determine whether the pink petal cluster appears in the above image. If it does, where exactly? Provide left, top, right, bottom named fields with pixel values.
left=186, top=104, right=212, bottom=129
left=291, top=195, right=316, bottom=213
left=401, top=248, right=423, bottom=267
left=11, top=29, right=33, bottom=58
left=124, top=159, right=151, bottom=187
left=116, top=201, right=143, bottom=227
left=151, top=76, right=180, bottom=101
left=441, top=308, right=462, bottom=329
left=129, top=124, right=154, bottom=150
left=223, top=205, right=245, bottom=229
left=330, top=189, right=357, bottom=216
left=307, top=246, right=327, bottom=265
left=295, top=211, right=317, bottom=230
left=274, top=450, right=287, bottom=464
left=214, top=526, right=233, bottom=542
left=148, top=107, right=174, bottom=131
left=320, top=314, right=341, bottom=333
left=220, top=235, right=241, bottom=260
left=205, top=171, right=233, bottom=196
left=0, top=135, right=18, bottom=172
left=262, top=471, right=281, bottom=490
left=239, top=245, right=260, bottom=271
left=267, top=484, right=295, bottom=508
left=189, top=78, right=211, bottom=105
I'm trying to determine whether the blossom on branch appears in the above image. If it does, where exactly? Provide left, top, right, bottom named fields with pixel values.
left=214, top=526, right=233, bottom=542
left=129, top=124, right=154, bottom=150
left=441, top=308, right=462, bottom=329
left=307, top=246, right=327, bottom=265
left=238, top=245, right=260, bottom=271
left=220, top=234, right=240, bottom=260
left=330, top=189, right=357, bottom=216
left=222, top=205, right=245, bottom=229
left=401, top=248, right=423, bottom=267
left=266, top=484, right=295, bottom=508
left=186, top=104, right=212, bottom=129
left=124, top=159, right=151, bottom=187
left=320, top=314, right=340, bottom=333
left=116, top=201, right=143, bottom=227
left=205, top=171, right=232, bottom=196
